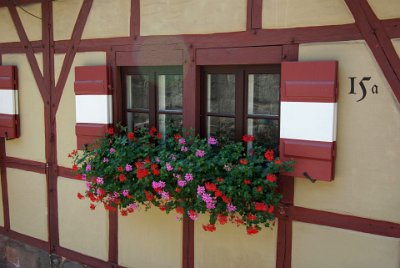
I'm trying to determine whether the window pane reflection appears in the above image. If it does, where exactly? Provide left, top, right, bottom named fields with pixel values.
left=207, top=116, right=235, bottom=141
left=159, top=114, right=183, bottom=135
left=127, top=112, right=149, bottom=131
left=247, top=118, right=279, bottom=149
left=158, top=75, right=183, bottom=111
left=126, top=75, right=149, bottom=109
left=248, top=74, right=280, bottom=116
left=207, top=74, right=235, bottom=114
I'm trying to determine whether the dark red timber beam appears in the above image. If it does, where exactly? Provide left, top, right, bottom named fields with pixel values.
left=345, top=0, right=400, bottom=104
left=247, top=0, right=262, bottom=31
left=54, top=0, right=93, bottom=113
left=291, top=207, right=400, bottom=238
left=0, top=0, right=43, bottom=7
left=0, top=139, right=10, bottom=232
left=8, top=4, right=47, bottom=102
left=383, top=18, right=400, bottom=38
left=131, top=0, right=140, bottom=39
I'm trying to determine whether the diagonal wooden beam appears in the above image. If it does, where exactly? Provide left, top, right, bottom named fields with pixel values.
left=345, top=0, right=400, bottom=104
left=53, top=0, right=93, bottom=113
left=8, top=4, right=47, bottom=102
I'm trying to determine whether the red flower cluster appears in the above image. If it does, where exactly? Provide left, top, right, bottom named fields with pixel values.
left=266, top=174, right=277, bottom=183
left=127, top=132, right=134, bottom=140
left=246, top=226, right=259, bottom=235
left=255, top=202, right=268, bottom=212
left=205, top=182, right=217, bottom=192
left=202, top=224, right=216, bottom=232
left=217, top=214, right=228, bottom=225
left=242, top=134, right=255, bottom=143
left=240, top=158, right=248, bottom=165
left=264, top=150, right=274, bottom=161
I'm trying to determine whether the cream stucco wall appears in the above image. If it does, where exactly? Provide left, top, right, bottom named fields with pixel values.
left=82, top=0, right=130, bottom=39
left=262, top=0, right=354, bottom=29
left=296, top=40, right=400, bottom=223
left=0, top=8, right=19, bottom=43
left=2, top=54, right=46, bottom=163
left=57, top=177, right=109, bottom=260
left=292, top=222, right=400, bottom=268
left=140, top=0, right=247, bottom=36
left=56, top=52, right=106, bottom=168
left=53, top=0, right=83, bottom=41
left=367, top=0, right=400, bottom=20
left=194, top=216, right=277, bottom=268
left=7, top=168, right=48, bottom=241
left=393, top=38, right=400, bottom=57
left=118, top=207, right=182, bottom=267
left=17, top=3, right=42, bottom=41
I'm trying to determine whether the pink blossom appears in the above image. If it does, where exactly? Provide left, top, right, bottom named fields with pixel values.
left=177, top=180, right=187, bottom=187
left=96, top=177, right=104, bottom=185
left=125, top=164, right=133, bottom=172
left=178, top=138, right=186, bottom=144
left=181, top=146, right=188, bottom=152
left=122, top=189, right=129, bottom=197
left=155, top=157, right=160, bottom=163
left=85, top=164, right=91, bottom=172
left=173, top=173, right=181, bottom=179
left=128, top=203, right=138, bottom=210
left=85, top=181, right=91, bottom=190
left=103, top=157, right=109, bottom=163
left=208, top=137, right=218, bottom=145
left=197, top=186, right=205, bottom=195
left=227, top=203, right=237, bottom=213
left=187, top=210, right=198, bottom=221
left=196, top=150, right=205, bottom=157
left=109, top=148, right=116, bottom=154
left=166, top=163, right=173, bottom=171
left=152, top=180, right=166, bottom=190
left=113, top=191, right=120, bottom=198
left=206, top=202, right=216, bottom=210
left=185, top=173, right=193, bottom=182
left=160, top=191, right=170, bottom=200
left=81, top=174, right=87, bottom=181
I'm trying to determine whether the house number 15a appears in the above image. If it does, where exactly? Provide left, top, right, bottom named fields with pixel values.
left=349, top=77, right=378, bottom=102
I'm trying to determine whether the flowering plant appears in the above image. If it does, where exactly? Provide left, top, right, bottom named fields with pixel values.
left=70, top=126, right=293, bottom=235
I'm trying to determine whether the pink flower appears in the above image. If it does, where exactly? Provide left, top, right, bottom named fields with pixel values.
left=125, top=164, right=133, bottom=172
left=197, top=186, right=205, bottom=195
left=109, top=148, right=116, bottom=154
left=152, top=180, right=166, bottom=190
left=160, top=191, right=170, bottom=200
left=85, top=164, right=91, bottom=172
left=208, top=137, right=218, bottom=145
left=96, top=177, right=104, bottom=185
left=196, top=150, right=205, bottom=158
left=128, top=203, right=138, bottom=210
left=185, top=173, right=193, bottom=182
left=177, top=180, right=187, bottom=187
left=227, top=203, right=237, bottom=212
left=122, top=189, right=129, bottom=197
left=178, top=138, right=186, bottom=144
left=103, top=157, right=109, bottom=163
left=85, top=181, right=91, bottom=190
left=187, top=210, right=198, bottom=221
left=166, top=163, right=173, bottom=171
left=181, top=146, right=188, bottom=152
left=81, top=174, right=87, bottom=181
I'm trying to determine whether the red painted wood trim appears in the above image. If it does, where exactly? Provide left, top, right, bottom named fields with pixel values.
left=281, top=61, right=338, bottom=103
left=131, top=0, right=140, bottom=39
left=345, top=0, right=400, bottom=104
left=55, top=246, right=112, bottom=268
left=57, top=166, right=75, bottom=180
left=6, top=230, right=50, bottom=252
left=108, top=211, right=118, bottom=265
left=196, top=46, right=282, bottom=65
left=0, top=0, right=42, bottom=6
left=0, top=66, right=17, bottom=89
left=4, top=157, right=46, bottom=174
left=290, top=206, right=400, bottom=238
left=0, top=139, right=10, bottom=231
left=54, top=0, right=93, bottom=114
left=8, top=5, right=47, bottom=102
left=182, top=217, right=194, bottom=268
left=0, top=114, right=20, bottom=139
left=116, top=49, right=184, bottom=66
left=246, top=0, right=252, bottom=31
left=74, top=66, right=110, bottom=94
left=383, top=18, right=400, bottom=38
left=251, top=0, right=262, bottom=30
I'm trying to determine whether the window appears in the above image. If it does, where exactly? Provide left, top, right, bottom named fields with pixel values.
left=122, top=66, right=183, bottom=134
left=201, top=65, right=280, bottom=148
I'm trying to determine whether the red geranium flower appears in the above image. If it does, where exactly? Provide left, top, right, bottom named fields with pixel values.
left=216, top=177, right=224, bottom=183
left=77, top=193, right=84, bottom=200
left=149, top=127, right=157, bottom=136
left=202, top=224, right=216, bottom=232
left=175, top=187, right=181, bottom=193
left=243, top=179, right=251, bottom=185
left=174, top=134, right=182, bottom=140
left=75, top=174, right=82, bottom=180
left=214, top=190, right=223, bottom=197
left=117, top=166, right=124, bottom=172
left=235, top=217, right=244, bottom=225
left=119, top=174, right=127, bottom=182
left=222, top=195, right=231, bottom=204
left=274, top=159, right=282, bottom=165
left=107, top=127, right=114, bottom=135
left=90, top=203, right=96, bottom=210
left=264, top=150, right=274, bottom=161
left=176, top=207, right=184, bottom=214
left=127, top=132, right=134, bottom=140
left=242, top=134, right=255, bottom=143
left=121, top=210, right=128, bottom=216
left=217, top=214, right=228, bottom=225
left=266, top=174, right=277, bottom=183
left=268, top=205, right=275, bottom=214
left=144, top=191, right=154, bottom=201
left=72, top=164, right=78, bottom=171
left=247, top=214, right=257, bottom=221
left=255, top=202, right=268, bottom=212
left=246, top=226, right=259, bottom=235
left=159, top=206, right=166, bottom=211
left=256, top=186, right=263, bottom=192
left=205, top=182, right=217, bottom=192
left=240, top=159, right=248, bottom=165
left=152, top=168, right=160, bottom=176
left=136, top=168, right=149, bottom=179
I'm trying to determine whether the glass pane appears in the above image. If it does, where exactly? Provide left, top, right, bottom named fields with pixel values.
left=247, top=119, right=279, bottom=149
left=207, top=74, right=235, bottom=114
left=127, top=112, right=149, bottom=131
left=158, top=114, right=183, bottom=135
left=207, top=116, right=235, bottom=142
left=158, top=75, right=183, bottom=111
left=126, top=75, right=149, bottom=109
left=248, top=74, right=280, bottom=116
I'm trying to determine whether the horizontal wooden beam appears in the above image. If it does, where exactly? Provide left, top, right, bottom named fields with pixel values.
left=0, top=0, right=43, bottom=7
left=290, top=206, right=400, bottom=238
left=0, top=227, right=50, bottom=251
left=5, top=156, right=46, bottom=174
left=55, top=246, right=112, bottom=268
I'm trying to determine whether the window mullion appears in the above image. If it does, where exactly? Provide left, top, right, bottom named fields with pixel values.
left=235, top=69, right=245, bottom=141
left=149, top=72, right=157, bottom=128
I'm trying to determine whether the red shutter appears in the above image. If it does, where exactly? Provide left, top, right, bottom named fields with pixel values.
left=0, top=66, right=19, bottom=139
left=74, top=66, right=112, bottom=149
left=280, top=61, right=338, bottom=181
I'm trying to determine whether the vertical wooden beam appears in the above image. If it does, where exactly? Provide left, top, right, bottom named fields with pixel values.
left=345, top=0, right=400, bottom=104
left=247, top=0, right=263, bottom=31
left=0, top=138, right=10, bottom=231
left=131, top=0, right=140, bottom=39
left=107, top=51, right=119, bottom=266
left=181, top=44, right=198, bottom=268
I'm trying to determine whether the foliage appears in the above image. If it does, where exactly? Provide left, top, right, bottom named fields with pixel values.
left=70, top=126, right=294, bottom=235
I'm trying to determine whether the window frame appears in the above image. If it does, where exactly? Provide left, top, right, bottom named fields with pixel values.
left=200, top=64, right=281, bottom=143
left=121, top=65, right=183, bottom=130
